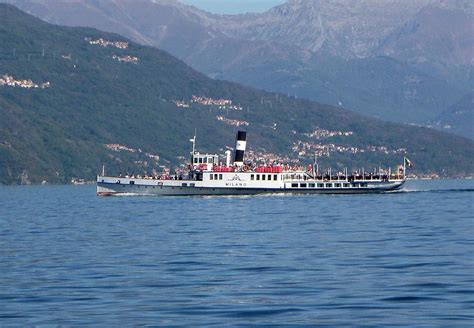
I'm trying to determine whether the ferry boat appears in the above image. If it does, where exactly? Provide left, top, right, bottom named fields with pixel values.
left=97, top=131, right=408, bottom=196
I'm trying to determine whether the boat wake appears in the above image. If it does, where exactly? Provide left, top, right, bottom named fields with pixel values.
left=394, top=188, right=474, bottom=194
left=115, top=192, right=151, bottom=197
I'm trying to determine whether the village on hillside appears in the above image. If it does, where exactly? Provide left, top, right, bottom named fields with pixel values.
left=0, top=74, right=50, bottom=89
left=86, top=37, right=129, bottom=49
left=86, top=37, right=139, bottom=64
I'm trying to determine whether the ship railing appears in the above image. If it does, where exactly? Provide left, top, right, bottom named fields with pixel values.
left=281, top=174, right=404, bottom=182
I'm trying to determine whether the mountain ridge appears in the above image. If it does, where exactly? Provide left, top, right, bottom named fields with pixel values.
left=0, top=4, right=472, bottom=184
left=4, top=0, right=472, bottom=139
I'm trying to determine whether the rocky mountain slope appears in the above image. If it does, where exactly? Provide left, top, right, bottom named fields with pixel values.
left=216, top=0, right=431, bottom=56
left=434, top=92, right=473, bottom=139
left=215, top=0, right=473, bottom=66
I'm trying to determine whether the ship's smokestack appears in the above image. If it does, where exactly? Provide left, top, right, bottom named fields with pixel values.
left=234, top=131, right=247, bottom=166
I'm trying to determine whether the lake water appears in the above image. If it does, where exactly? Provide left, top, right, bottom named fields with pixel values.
left=0, top=179, right=473, bottom=326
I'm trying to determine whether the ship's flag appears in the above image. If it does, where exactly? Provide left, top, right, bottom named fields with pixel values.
left=404, top=157, right=413, bottom=167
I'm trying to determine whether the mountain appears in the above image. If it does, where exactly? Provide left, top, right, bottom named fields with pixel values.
left=216, top=0, right=431, bottom=57
left=434, top=92, right=473, bottom=139
left=4, top=0, right=473, bottom=138
left=217, top=0, right=473, bottom=66
left=0, top=4, right=473, bottom=184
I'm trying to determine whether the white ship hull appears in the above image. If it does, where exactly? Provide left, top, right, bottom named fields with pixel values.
left=97, top=175, right=405, bottom=196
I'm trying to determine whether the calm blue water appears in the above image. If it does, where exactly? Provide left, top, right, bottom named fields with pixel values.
left=0, top=180, right=473, bottom=326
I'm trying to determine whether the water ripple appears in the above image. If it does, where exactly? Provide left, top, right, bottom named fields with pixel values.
left=0, top=179, right=473, bottom=326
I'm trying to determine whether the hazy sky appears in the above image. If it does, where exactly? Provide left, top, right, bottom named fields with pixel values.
left=180, top=0, right=286, bottom=14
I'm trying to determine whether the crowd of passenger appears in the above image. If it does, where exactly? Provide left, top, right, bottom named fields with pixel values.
left=117, top=173, right=185, bottom=180
left=117, top=167, right=403, bottom=182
